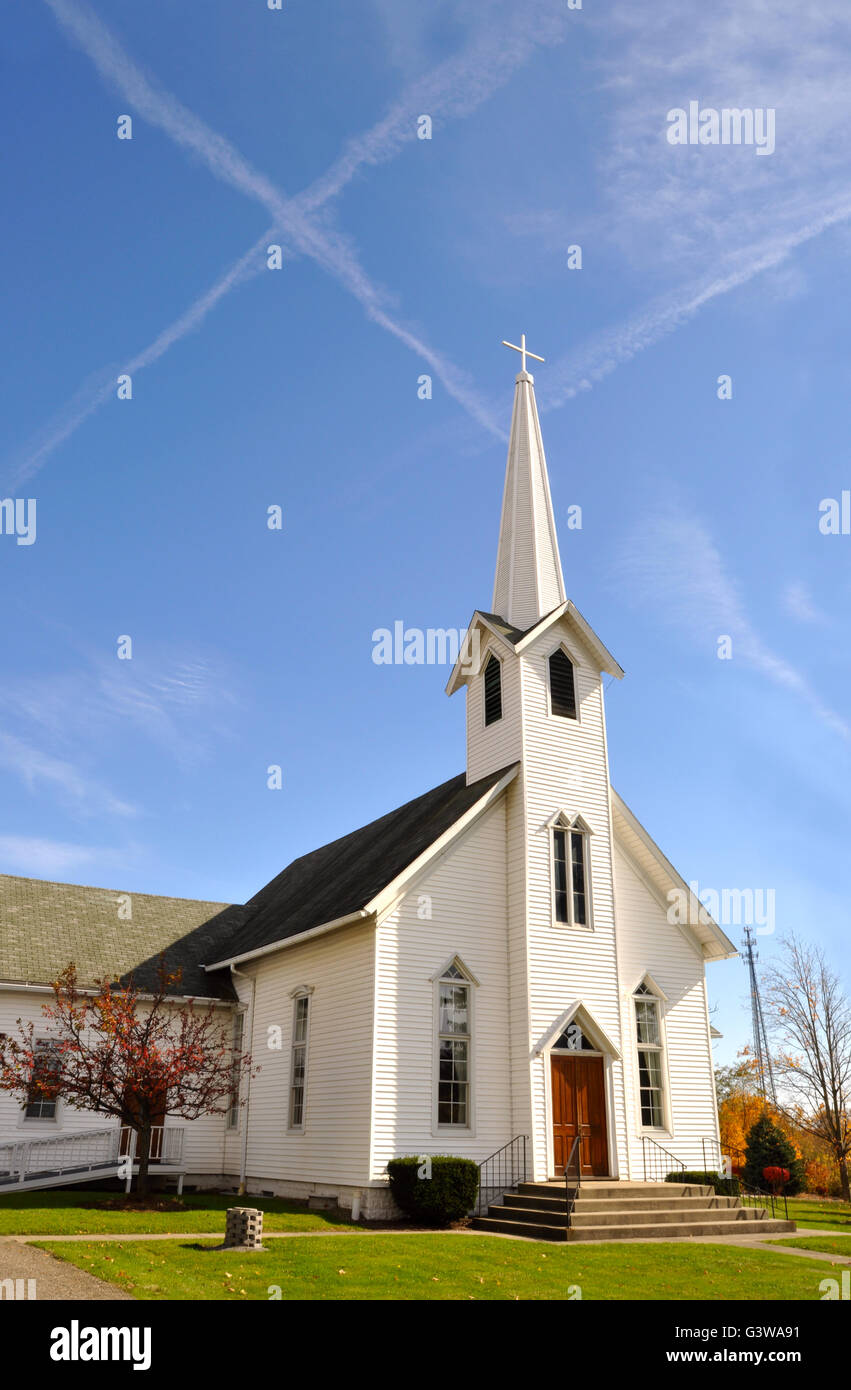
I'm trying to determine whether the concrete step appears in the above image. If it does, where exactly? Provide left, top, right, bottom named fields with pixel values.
left=566, top=1217, right=797, bottom=1242
left=516, top=1181, right=714, bottom=1201
left=575, top=1195, right=740, bottom=1212
left=471, top=1215, right=568, bottom=1242
left=570, top=1204, right=764, bottom=1228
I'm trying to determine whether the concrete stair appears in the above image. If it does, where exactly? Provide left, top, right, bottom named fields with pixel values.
left=471, top=1179, right=796, bottom=1243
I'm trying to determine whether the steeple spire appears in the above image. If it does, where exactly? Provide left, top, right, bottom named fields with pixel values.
left=492, top=340, right=566, bottom=630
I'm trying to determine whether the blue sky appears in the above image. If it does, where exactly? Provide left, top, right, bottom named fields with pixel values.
left=2, top=0, right=850, bottom=1064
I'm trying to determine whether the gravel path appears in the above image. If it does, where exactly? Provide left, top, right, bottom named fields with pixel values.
left=0, top=1237, right=133, bottom=1300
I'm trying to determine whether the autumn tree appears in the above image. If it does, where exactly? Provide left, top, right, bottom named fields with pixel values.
left=0, top=960, right=253, bottom=1195
left=763, top=935, right=851, bottom=1203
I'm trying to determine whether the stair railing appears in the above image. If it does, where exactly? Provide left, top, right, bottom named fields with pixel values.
left=564, top=1133, right=581, bottom=1232
left=642, top=1134, right=685, bottom=1183
left=475, top=1135, right=528, bottom=1217
left=737, top=1178, right=789, bottom=1222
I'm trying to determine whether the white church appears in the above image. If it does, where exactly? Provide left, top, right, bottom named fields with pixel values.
left=0, top=344, right=740, bottom=1224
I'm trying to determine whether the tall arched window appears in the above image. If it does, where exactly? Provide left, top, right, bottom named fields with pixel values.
left=549, top=648, right=577, bottom=720
left=551, top=813, right=590, bottom=927
left=483, top=652, right=502, bottom=726
left=634, top=983, right=665, bottom=1129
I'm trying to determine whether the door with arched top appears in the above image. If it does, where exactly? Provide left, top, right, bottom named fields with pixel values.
left=551, top=1053, right=608, bottom=1177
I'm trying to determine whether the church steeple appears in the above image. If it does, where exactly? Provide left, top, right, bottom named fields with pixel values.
left=492, top=338, right=566, bottom=631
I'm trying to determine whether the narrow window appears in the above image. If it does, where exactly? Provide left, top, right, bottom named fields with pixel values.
left=25, top=1040, right=60, bottom=1120
left=289, top=995, right=310, bottom=1130
left=483, top=653, right=502, bottom=726
left=553, top=825, right=588, bottom=926
left=549, top=648, right=577, bottom=719
left=227, top=1013, right=244, bottom=1131
left=437, top=971, right=470, bottom=1127
left=634, top=992, right=664, bottom=1128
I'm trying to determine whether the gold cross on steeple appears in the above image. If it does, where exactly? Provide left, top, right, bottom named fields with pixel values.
left=501, top=333, right=544, bottom=374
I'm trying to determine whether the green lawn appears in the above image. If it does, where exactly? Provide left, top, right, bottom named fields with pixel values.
left=785, top=1197, right=851, bottom=1232
left=34, top=1234, right=835, bottom=1301
left=0, top=1190, right=355, bottom=1236
left=768, top=1234, right=851, bottom=1258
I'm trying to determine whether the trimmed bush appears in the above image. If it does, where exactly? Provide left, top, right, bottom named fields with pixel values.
left=665, top=1170, right=740, bottom=1196
left=386, top=1155, right=480, bottom=1226
left=743, top=1115, right=805, bottom=1195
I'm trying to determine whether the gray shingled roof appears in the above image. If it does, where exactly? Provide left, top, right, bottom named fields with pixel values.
left=211, top=763, right=518, bottom=966
left=0, top=764, right=517, bottom=994
left=0, top=876, right=242, bottom=999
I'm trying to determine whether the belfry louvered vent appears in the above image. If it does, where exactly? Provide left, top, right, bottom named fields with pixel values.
left=484, top=654, right=502, bottom=726
left=549, top=649, right=577, bottom=719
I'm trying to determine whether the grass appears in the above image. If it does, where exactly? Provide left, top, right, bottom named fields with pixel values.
left=34, top=1233, right=836, bottom=1301
left=785, top=1196, right=851, bottom=1232
left=768, top=1234, right=851, bottom=1258
left=0, top=1189, right=355, bottom=1236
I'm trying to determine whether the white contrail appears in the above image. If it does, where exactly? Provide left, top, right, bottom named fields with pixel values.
left=540, top=194, right=851, bottom=412
left=11, top=228, right=271, bottom=484
left=30, top=0, right=551, bottom=456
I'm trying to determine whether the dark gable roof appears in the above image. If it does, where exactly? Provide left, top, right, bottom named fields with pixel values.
left=0, top=765, right=517, bottom=993
left=0, top=876, right=242, bottom=999
left=211, top=763, right=518, bottom=965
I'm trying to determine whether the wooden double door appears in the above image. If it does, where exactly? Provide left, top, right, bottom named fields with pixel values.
left=551, top=1053, right=609, bottom=1177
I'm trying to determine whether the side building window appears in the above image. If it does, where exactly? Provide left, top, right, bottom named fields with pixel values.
left=634, top=984, right=665, bottom=1129
left=483, top=653, right=502, bottom=726
left=289, top=995, right=310, bottom=1130
left=436, top=962, right=472, bottom=1128
left=549, top=648, right=577, bottom=719
left=553, top=818, right=589, bottom=926
left=25, top=1040, right=60, bottom=1120
left=227, top=1013, right=244, bottom=1131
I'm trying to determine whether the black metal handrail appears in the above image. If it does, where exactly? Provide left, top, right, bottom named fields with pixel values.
left=642, top=1134, right=685, bottom=1182
left=475, top=1135, right=528, bottom=1217
left=738, top=1178, right=789, bottom=1222
left=564, top=1133, right=581, bottom=1231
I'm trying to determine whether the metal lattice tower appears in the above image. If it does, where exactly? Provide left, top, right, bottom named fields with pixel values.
left=742, top=926, right=777, bottom=1105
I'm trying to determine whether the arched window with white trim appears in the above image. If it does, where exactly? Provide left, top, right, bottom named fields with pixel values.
left=633, top=981, right=666, bottom=1130
left=433, top=958, right=477, bottom=1130
left=549, top=812, right=591, bottom=927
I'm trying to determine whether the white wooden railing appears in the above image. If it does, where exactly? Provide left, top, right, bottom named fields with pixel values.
left=0, top=1124, right=186, bottom=1191
left=0, top=1127, right=119, bottom=1186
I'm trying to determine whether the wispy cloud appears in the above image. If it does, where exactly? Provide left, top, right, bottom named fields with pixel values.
left=0, top=835, right=131, bottom=879
left=0, top=732, right=136, bottom=818
left=0, top=647, right=238, bottom=771
left=783, top=581, right=829, bottom=627
left=619, top=512, right=850, bottom=741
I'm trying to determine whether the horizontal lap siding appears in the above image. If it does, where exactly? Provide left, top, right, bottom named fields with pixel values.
left=371, top=802, right=513, bottom=1176
left=466, top=638, right=523, bottom=787
left=0, top=992, right=231, bottom=1173
left=242, top=923, right=374, bottom=1186
left=520, top=625, right=628, bottom=1179
left=613, top=845, right=719, bottom=1176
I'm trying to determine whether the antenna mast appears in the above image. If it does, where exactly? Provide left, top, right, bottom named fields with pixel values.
left=743, top=925, right=777, bottom=1105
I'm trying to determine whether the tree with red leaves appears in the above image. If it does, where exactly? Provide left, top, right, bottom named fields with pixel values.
left=0, top=959, right=253, bottom=1195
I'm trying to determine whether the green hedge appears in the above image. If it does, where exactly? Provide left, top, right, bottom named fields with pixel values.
left=386, top=1155, right=480, bottom=1226
left=665, top=1170, right=741, bottom=1196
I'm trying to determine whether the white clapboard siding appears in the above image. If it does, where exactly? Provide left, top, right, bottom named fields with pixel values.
left=371, top=800, right=513, bottom=1177
left=466, top=635, right=523, bottom=787
left=613, top=843, right=720, bottom=1176
left=0, top=990, right=232, bottom=1174
left=517, top=619, right=629, bottom=1179
left=239, top=920, right=375, bottom=1186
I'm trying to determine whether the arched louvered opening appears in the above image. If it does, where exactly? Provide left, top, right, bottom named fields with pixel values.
left=549, top=647, right=577, bottom=719
left=483, top=653, right=502, bottom=726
